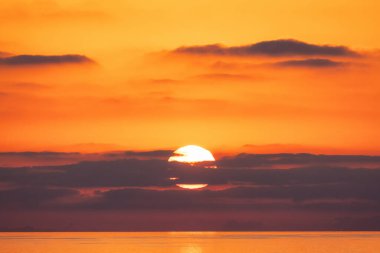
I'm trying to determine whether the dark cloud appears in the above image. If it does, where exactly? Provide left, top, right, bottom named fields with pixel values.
left=1, top=154, right=380, bottom=188
left=0, top=159, right=171, bottom=187
left=174, top=39, right=358, bottom=57
left=104, top=150, right=173, bottom=161
left=0, top=54, right=94, bottom=66
left=0, top=150, right=173, bottom=167
left=2, top=182, right=378, bottom=212
left=81, top=183, right=380, bottom=211
left=0, top=187, right=78, bottom=209
left=1, top=153, right=380, bottom=230
left=219, top=153, right=380, bottom=168
left=274, top=58, right=345, bottom=68
left=334, top=216, right=380, bottom=230
left=0, top=151, right=91, bottom=167
left=221, top=183, right=380, bottom=203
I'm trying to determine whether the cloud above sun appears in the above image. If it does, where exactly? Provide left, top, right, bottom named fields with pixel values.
left=274, top=58, right=345, bottom=68
left=0, top=38, right=378, bottom=153
left=0, top=54, right=94, bottom=66
left=167, top=39, right=363, bottom=70
left=173, top=39, right=358, bottom=57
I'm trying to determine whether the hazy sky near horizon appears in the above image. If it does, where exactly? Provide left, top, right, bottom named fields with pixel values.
left=1, top=0, right=380, bottom=154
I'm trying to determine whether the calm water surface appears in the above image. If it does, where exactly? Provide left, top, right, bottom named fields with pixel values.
left=1, top=232, right=379, bottom=253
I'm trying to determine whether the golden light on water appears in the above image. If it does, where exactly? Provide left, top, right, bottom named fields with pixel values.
left=180, top=244, right=203, bottom=253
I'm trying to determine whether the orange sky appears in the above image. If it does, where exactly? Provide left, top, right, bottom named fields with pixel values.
left=1, top=0, right=380, bottom=154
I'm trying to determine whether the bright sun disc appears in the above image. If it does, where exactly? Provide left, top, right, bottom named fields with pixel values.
left=176, top=184, right=208, bottom=189
left=168, top=145, right=215, bottom=163
left=168, top=145, right=216, bottom=190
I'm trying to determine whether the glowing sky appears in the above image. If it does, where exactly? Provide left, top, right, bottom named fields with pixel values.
left=1, top=0, right=380, bottom=154
left=1, top=1, right=380, bottom=231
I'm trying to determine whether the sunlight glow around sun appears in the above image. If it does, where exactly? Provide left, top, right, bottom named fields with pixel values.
left=168, top=145, right=216, bottom=190
left=168, top=145, right=215, bottom=163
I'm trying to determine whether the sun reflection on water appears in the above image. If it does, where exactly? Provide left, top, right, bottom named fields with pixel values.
left=180, top=244, right=203, bottom=253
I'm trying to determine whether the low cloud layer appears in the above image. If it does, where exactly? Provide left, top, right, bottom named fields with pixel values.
left=174, top=39, right=358, bottom=57
left=0, top=152, right=380, bottom=230
left=0, top=150, right=173, bottom=167
left=2, top=153, right=380, bottom=188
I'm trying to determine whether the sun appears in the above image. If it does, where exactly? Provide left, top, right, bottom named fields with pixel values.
left=168, top=145, right=215, bottom=163
left=175, top=184, right=209, bottom=189
left=168, top=145, right=216, bottom=190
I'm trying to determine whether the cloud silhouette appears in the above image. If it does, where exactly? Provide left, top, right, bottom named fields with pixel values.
left=219, top=153, right=380, bottom=168
left=1, top=152, right=380, bottom=230
left=1, top=153, right=380, bottom=188
left=0, top=54, right=94, bottom=66
left=274, top=58, right=345, bottom=68
left=174, top=39, right=358, bottom=57
left=334, top=216, right=380, bottom=230
left=0, top=150, right=173, bottom=167
left=0, top=187, right=78, bottom=209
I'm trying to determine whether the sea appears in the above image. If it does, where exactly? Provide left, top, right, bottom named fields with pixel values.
left=1, top=232, right=379, bottom=253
